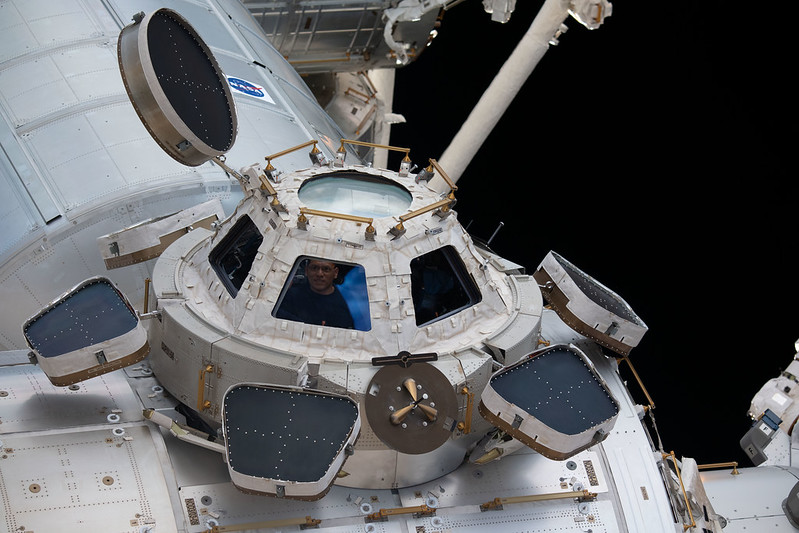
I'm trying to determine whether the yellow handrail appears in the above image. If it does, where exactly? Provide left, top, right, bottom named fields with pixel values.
left=398, top=198, right=455, bottom=224
left=143, top=277, right=150, bottom=314
left=617, top=355, right=655, bottom=411
left=662, top=451, right=696, bottom=531
left=299, top=207, right=373, bottom=226
left=197, top=364, right=214, bottom=411
left=456, top=386, right=474, bottom=434
left=427, top=158, right=458, bottom=192
left=338, top=139, right=410, bottom=162
left=366, top=504, right=435, bottom=522
left=480, top=489, right=597, bottom=511
left=697, top=461, right=740, bottom=475
left=265, top=139, right=320, bottom=165
left=262, top=140, right=324, bottom=196
left=297, top=207, right=376, bottom=239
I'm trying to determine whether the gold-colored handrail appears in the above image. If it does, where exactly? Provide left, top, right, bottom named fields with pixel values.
left=262, top=140, right=324, bottom=190
left=616, top=355, right=655, bottom=411
left=387, top=198, right=455, bottom=238
left=697, top=461, right=740, bottom=475
left=256, top=173, right=279, bottom=197
left=480, top=489, right=597, bottom=511
left=354, top=104, right=377, bottom=136
left=344, top=86, right=371, bottom=104
left=265, top=140, right=321, bottom=165
left=143, top=277, right=150, bottom=314
left=366, top=504, right=435, bottom=522
left=197, top=364, right=214, bottom=411
left=456, top=386, right=474, bottom=434
left=299, top=207, right=373, bottom=225
left=338, top=139, right=411, bottom=162
left=427, top=158, right=458, bottom=193
left=662, top=451, right=696, bottom=531
left=399, top=198, right=455, bottom=224
left=297, top=207, right=376, bottom=239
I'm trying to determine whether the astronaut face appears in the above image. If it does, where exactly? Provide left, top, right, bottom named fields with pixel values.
left=305, top=260, right=338, bottom=295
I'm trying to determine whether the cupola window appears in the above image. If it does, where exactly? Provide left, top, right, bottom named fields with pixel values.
left=298, top=171, right=412, bottom=218
left=209, top=215, right=263, bottom=297
left=273, top=256, right=370, bottom=331
left=411, top=246, right=481, bottom=326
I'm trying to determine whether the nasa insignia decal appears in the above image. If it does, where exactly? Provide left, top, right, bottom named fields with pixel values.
left=227, top=76, right=274, bottom=103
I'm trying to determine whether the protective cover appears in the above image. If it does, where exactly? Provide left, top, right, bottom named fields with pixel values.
left=479, top=344, right=619, bottom=460
left=533, top=251, right=647, bottom=355
left=23, top=277, right=149, bottom=386
left=222, top=384, right=360, bottom=500
left=117, top=8, right=237, bottom=166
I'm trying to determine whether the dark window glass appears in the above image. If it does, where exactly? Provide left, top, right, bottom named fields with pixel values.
left=411, top=246, right=481, bottom=326
left=272, top=257, right=370, bottom=331
left=210, top=215, right=263, bottom=297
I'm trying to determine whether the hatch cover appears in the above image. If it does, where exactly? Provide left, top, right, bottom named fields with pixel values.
left=478, top=344, right=619, bottom=460
left=223, top=384, right=360, bottom=500
left=23, top=277, right=149, bottom=387
left=118, top=8, right=237, bottom=166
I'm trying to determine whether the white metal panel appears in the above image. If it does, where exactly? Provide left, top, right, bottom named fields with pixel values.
left=224, top=97, right=320, bottom=171
left=26, top=104, right=195, bottom=212
left=0, top=364, right=143, bottom=433
left=27, top=112, right=129, bottom=209
left=0, top=425, right=178, bottom=533
left=407, top=500, right=620, bottom=532
left=0, top=0, right=114, bottom=64
left=85, top=106, right=194, bottom=187
left=0, top=363, right=179, bottom=532
left=0, top=44, right=119, bottom=129
left=703, top=466, right=799, bottom=528
left=540, top=309, right=678, bottom=531
left=0, top=148, right=43, bottom=254
left=174, top=448, right=621, bottom=532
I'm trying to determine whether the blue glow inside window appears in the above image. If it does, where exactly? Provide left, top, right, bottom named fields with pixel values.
left=273, top=256, right=370, bottom=331
left=298, top=172, right=412, bottom=218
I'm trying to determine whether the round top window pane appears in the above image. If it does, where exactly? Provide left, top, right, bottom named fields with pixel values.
left=298, top=172, right=412, bottom=218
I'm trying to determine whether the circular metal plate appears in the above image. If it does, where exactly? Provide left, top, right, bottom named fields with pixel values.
left=118, top=9, right=237, bottom=166
left=364, top=362, right=457, bottom=455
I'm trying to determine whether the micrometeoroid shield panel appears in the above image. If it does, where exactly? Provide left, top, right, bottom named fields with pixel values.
left=24, top=279, right=137, bottom=358
left=118, top=8, right=237, bottom=166
left=533, top=251, right=648, bottom=356
left=479, top=344, right=619, bottom=460
left=490, top=346, right=618, bottom=434
left=22, top=277, right=149, bottom=386
left=223, top=384, right=360, bottom=500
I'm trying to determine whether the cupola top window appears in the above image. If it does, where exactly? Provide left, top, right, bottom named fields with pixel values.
left=298, top=171, right=412, bottom=218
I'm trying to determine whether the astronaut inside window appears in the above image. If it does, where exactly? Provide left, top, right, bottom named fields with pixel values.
left=273, top=257, right=370, bottom=331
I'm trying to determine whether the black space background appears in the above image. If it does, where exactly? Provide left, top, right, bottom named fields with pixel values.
left=387, top=0, right=798, bottom=466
